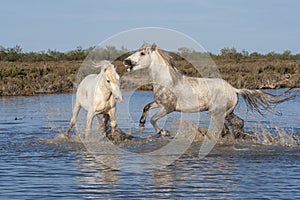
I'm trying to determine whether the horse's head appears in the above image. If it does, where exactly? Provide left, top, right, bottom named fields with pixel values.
left=103, top=64, right=123, bottom=102
left=123, top=43, right=158, bottom=71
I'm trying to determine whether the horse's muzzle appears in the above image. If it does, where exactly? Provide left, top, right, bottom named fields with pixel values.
left=123, top=59, right=132, bottom=66
left=115, top=96, right=123, bottom=102
left=123, top=59, right=136, bottom=71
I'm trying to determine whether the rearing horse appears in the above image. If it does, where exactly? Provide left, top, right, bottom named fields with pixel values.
left=123, top=43, right=298, bottom=138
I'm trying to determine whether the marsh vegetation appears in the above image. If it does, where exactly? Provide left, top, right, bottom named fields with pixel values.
left=0, top=45, right=299, bottom=96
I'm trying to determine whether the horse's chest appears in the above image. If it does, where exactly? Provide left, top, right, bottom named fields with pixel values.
left=94, top=99, right=112, bottom=113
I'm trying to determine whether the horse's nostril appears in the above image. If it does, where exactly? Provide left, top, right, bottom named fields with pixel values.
left=115, top=96, right=123, bottom=102
left=123, top=59, right=132, bottom=66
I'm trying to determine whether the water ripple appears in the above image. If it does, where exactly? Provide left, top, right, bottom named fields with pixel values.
left=0, top=92, right=299, bottom=199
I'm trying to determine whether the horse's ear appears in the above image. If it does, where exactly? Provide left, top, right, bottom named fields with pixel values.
left=103, top=66, right=108, bottom=72
left=151, top=43, right=157, bottom=51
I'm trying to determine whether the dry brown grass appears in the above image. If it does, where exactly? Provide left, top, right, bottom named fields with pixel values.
left=0, top=58, right=299, bottom=96
left=0, top=61, right=80, bottom=96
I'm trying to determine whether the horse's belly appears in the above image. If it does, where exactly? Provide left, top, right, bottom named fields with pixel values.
left=176, top=100, right=208, bottom=113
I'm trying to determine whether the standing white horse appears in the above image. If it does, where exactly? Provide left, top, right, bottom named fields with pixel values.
left=123, top=43, right=298, bottom=138
left=65, top=61, right=123, bottom=137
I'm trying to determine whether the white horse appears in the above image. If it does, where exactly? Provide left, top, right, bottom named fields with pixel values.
left=123, top=43, right=298, bottom=138
left=65, top=61, right=123, bottom=137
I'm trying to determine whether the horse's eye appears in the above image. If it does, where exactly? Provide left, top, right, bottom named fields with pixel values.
left=140, top=52, right=145, bottom=56
left=107, top=80, right=110, bottom=83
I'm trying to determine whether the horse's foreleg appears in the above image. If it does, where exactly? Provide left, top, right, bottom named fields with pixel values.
left=65, top=103, right=81, bottom=137
left=150, top=107, right=170, bottom=136
left=85, top=111, right=95, bottom=137
left=108, top=107, right=118, bottom=134
left=139, top=101, right=158, bottom=127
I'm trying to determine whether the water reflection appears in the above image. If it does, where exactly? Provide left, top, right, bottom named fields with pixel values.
left=74, top=143, right=242, bottom=199
left=76, top=153, right=118, bottom=187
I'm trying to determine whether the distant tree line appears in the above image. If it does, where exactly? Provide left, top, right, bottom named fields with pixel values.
left=218, top=47, right=300, bottom=62
left=177, top=47, right=300, bottom=63
left=0, top=45, right=299, bottom=62
left=0, top=45, right=128, bottom=62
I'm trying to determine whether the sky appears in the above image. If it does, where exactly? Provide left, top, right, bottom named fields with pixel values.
left=0, top=0, right=299, bottom=54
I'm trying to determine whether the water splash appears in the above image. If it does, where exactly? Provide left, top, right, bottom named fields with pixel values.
left=251, top=124, right=300, bottom=147
left=176, top=120, right=300, bottom=148
left=44, top=133, right=82, bottom=144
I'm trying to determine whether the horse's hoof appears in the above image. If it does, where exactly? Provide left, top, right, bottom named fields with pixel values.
left=159, top=129, right=171, bottom=136
left=114, top=128, right=122, bottom=135
left=153, top=133, right=162, bottom=138
left=64, top=133, right=70, bottom=138
left=139, top=126, right=145, bottom=133
left=238, top=132, right=256, bottom=140
left=139, top=122, right=145, bottom=127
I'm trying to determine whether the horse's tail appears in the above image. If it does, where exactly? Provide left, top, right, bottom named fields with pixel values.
left=236, top=88, right=299, bottom=116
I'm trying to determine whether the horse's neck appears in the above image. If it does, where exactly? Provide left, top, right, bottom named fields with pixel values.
left=96, top=73, right=111, bottom=100
left=150, top=56, right=178, bottom=86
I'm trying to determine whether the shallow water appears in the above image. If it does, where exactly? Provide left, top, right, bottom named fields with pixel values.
left=0, top=90, right=300, bottom=199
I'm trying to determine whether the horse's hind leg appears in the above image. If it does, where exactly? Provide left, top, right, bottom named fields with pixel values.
left=103, top=114, right=109, bottom=125
left=222, top=123, right=230, bottom=137
left=150, top=107, right=170, bottom=136
left=65, top=103, right=81, bottom=137
left=226, top=113, right=244, bottom=138
left=97, top=114, right=109, bottom=128
left=139, top=101, right=158, bottom=127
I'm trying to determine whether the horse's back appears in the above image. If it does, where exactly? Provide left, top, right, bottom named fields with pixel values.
left=203, top=78, right=238, bottom=111
left=77, top=74, right=98, bottom=91
left=198, top=78, right=235, bottom=91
